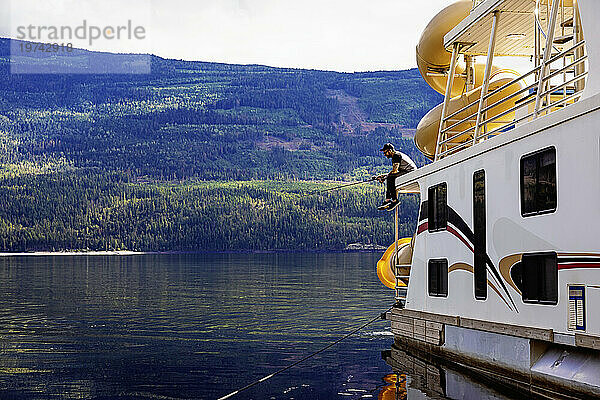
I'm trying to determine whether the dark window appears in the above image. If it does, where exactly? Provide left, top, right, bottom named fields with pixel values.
left=521, top=252, right=558, bottom=304
left=428, top=183, right=447, bottom=232
left=521, top=148, right=557, bottom=216
left=428, top=259, right=448, bottom=297
left=473, top=170, right=487, bottom=300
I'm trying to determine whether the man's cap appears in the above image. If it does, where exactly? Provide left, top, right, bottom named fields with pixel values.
left=380, top=143, right=394, bottom=152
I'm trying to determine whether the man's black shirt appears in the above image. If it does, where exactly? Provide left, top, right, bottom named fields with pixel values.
left=390, top=151, right=416, bottom=174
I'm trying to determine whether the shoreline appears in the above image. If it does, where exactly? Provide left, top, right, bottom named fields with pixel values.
left=0, top=249, right=385, bottom=257
left=0, top=250, right=153, bottom=257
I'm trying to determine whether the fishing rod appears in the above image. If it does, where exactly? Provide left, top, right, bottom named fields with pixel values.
left=298, top=174, right=386, bottom=198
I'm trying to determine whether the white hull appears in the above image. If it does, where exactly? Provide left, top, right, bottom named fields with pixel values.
left=384, top=1, right=600, bottom=396
left=404, top=92, right=600, bottom=337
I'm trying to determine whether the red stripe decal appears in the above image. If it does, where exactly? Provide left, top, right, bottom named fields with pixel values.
left=417, top=222, right=428, bottom=235
left=558, top=263, right=600, bottom=270
left=447, top=225, right=474, bottom=253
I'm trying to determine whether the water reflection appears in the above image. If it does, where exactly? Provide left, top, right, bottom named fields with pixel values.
left=382, top=346, right=513, bottom=400
left=379, top=373, right=407, bottom=400
left=0, top=253, right=394, bottom=399
left=0, top=253, right=522, bottom=399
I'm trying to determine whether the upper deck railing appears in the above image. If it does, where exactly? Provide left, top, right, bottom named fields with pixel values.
left=435, top=0, right=588, bottom=160
left=472, top=0, right=485, bottom=9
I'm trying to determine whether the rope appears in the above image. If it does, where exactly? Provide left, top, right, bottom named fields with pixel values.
left=299, top=178, right=375, bottom=198
left=217, top=305, right=394, bottom=400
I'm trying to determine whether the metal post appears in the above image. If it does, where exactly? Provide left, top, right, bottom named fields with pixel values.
left=473, top=11, right=500, bottom=143
left=561, top=0, right=564, bottom=37
left=465, top=55, right=474, bottom=92
left=534, top=8, right=539, bottom=81
left=561, top=0, right=566, bottom=100
left=394, top=205, right=399, bottom=301
left=534, top=0, right=560, bottom=117
left=434, top=42, right=461, bottom=161
left=573, top=1, right=585, bottom=93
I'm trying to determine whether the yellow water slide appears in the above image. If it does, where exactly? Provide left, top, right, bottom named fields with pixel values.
left=415, top=0, right=524, bottom=159
left=377, top=237, right=413, bottom=289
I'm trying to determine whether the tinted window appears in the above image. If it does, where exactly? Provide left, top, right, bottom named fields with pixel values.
left=473, top=170, right=487, bottom=300
left=428, top=183, right=447, bottom=232
left=428, top=259, right=448, bottom=297
left=521, top=148, right=556, bottom=216
left=521, top=252, right=558, bottom=304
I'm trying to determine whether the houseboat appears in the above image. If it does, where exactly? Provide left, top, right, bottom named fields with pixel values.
left=377, top=0, right=600, bottom=398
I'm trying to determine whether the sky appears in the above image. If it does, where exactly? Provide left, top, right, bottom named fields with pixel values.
left=2, top=0, right=457, bottom=72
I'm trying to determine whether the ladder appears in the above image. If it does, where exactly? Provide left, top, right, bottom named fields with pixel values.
left=394, top=207, right=411, bottom=307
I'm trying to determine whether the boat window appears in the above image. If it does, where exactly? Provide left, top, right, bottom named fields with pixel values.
left=521, top=252, right=558, bottom=305
left=428, top=259, right=448, bottom=297
left=428, top=183, right=447, bottom=232
left=520, top=148, right=557, bottom=216
left=473, top=170, right=487, bottom=300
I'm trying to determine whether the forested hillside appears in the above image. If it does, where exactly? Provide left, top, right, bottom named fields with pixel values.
left=0, top=38, right=441, bottom=251
left=0, top=173, right=420, bottom=251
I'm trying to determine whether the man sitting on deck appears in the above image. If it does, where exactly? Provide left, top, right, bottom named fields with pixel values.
left=376, top=143, right=416, bottom=211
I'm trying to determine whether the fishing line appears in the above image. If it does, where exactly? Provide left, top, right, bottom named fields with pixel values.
left=216, top=305, right=394, bottom=400
left=297, top=175, right=385, bottom=198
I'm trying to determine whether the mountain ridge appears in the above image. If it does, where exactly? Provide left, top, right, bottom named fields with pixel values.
left=0, top=37, right=439, bottom=251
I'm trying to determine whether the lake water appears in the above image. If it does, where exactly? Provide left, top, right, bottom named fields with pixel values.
left=0, top=253, right=511, bottom=399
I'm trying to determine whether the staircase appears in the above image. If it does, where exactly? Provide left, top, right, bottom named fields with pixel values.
left=393, top=208, right=414, bottom=307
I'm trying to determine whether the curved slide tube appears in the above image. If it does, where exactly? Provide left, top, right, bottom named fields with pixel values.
left=416, top=0, right=475, bottom=97
left=377, top=237, right=413, bottom=289
left=415, top=0, right=524, bottom=159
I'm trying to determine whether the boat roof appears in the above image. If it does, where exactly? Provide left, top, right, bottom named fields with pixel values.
left=444, top=0, right=573, bottom=57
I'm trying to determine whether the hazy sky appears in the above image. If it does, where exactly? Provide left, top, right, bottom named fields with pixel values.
left=4, top=0, right=457, bottom=72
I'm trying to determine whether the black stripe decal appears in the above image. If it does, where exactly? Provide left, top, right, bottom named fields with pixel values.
left=447, top=206, right=474, bottom=244
left=448, top=205, right=518, bottom=313
left=486, top=254, right=518, bottom=312
left=417, top=201, right=519, bottom=312
left=419, top=201, right=428, bottom=222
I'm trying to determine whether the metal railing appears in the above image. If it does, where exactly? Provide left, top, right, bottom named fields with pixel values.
left=472, top=0, right=485, bottom=10
left=435, top=0, right=587, bottom=160
left=393, top=207, right=411, bottom=306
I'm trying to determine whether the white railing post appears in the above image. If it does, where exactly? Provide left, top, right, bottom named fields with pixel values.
left=434, top=43, right=461, bottom=161
left=394, top=206, right=399, bottom=301
left=465, top=55, right=474, bottom=92
left=573, top=3, right=585, bottom=93
left=474, top=11, right=500, bottom=144
left=534, top=0, right=560, bottom=117
left=534, top=8, right=540, bottom=81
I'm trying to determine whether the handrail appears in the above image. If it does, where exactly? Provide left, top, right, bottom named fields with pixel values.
left=439, top=125, right=476, bottom=146
left=541, top=55, right=587, bottom=84
left=473, top=11, right=500, bottom=142
left=537, top=89, right=584, bottom=114
left=443, top=97, right=480, bottom=122
left=472, top=0, right=485, bottom=9
left=480, top=82, right=537, bottom=115
left=534, top=0, right=560, bottom=116
left=546, top=40, right=585, bottom=65
left=480, top=107, right=516, bottom=127
left=481, top=69, right=586, bottom=135
left=482, top=66, right=540, bottom=101
left=480, top=101, right=529, bottom=126
left=539, top=71, right=588, bottom=98
left=437, top=130, right=472, bottom=146
left=441, top=110, right=478, bottom=134
left=438, top=141, right=473, bottom=158
left=481, top=109, right=536, bottom=139
left=435, top=42, right=462, bottom=162
left=434, top=0, right=586, bottom=161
